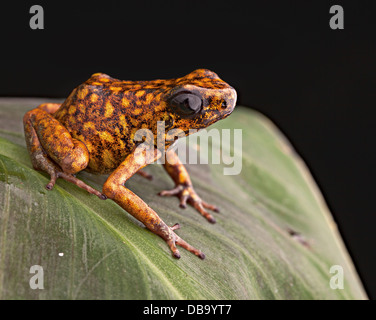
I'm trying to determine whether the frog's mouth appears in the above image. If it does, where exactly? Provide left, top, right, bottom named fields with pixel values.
left=221, top=107, right=235, bottom=119
left=201, top=103, right=236, bottom=127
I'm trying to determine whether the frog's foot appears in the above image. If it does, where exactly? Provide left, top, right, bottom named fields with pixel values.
left=136, top=169, right=153, bottom=180
left=164, top=223, right=205, bottom=259
left=45, top=170, right=107, bottom=200
left=158, top=185, right=219, bottom=223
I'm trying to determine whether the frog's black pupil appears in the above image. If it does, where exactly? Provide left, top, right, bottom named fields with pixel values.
left=171, top=93, right=202, bottom=116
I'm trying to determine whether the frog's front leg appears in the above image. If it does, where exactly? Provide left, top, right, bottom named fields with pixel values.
left=23, top=103, right=105, bottom=199
left=159, top=150, right=219, bottom=224
left=102, top=147, right=205, bottom=259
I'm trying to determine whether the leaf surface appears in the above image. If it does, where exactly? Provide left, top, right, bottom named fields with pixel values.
left=0, top=98, right=366, bottom=299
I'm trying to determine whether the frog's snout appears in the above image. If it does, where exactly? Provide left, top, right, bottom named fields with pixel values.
left=220, top=87, right=237, bottom=118
left=228, top=87, right=237, bottom=111
left=198, top=87, right=237, bottom=127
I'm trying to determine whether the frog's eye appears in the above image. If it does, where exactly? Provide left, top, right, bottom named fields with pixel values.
left=170, top=92, right=202, bottom=116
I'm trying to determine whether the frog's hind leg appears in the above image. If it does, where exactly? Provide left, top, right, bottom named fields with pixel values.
left=23, top=104, right=106, bottom=200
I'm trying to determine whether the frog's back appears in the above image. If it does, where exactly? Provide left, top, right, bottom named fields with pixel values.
left=52, top=70, right=235, bottom=174
left=53, top=73, right=168, bottom=173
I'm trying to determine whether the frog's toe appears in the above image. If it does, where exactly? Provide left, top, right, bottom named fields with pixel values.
left=136, top=169, right=153, bottom=180
left=179, top=192, right=189, bottom=209
left=56, top=172, right=106, bottom=200
left=159, top=185, right=218, bottom=223
left=189, top=200, right=217, bottom=224
left=170, top=223, right=181, bottom=231
left=175, top=235, right=206, bottom=259
left=45, top=173, right=58, bottom=190
left=158, top=185, right=183, bottom=197
left=165, top=225, right=205, bottom=259
left=201, top=201, right=220, bottom=213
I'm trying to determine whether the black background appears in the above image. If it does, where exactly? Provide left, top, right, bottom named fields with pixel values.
left=1, top=0, right=375, bottom=299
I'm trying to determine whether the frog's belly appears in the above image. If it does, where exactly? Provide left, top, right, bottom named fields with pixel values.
left=85, top=150, right=127, bottom=175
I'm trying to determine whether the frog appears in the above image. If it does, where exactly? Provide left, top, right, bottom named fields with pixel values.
left=23, top=69, right=237, bottom=259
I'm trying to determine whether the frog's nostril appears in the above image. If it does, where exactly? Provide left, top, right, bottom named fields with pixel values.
left=221, top=100, right=227, bottom=109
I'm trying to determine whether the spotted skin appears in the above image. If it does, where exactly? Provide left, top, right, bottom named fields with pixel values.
left=23, top=69, right=237, bottom=259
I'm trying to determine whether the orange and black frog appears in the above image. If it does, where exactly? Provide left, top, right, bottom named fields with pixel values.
left=23, top=69, right=237, bottom=259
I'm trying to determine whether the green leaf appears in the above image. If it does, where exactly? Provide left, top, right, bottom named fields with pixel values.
left=0, top=98, right=366, bottom=299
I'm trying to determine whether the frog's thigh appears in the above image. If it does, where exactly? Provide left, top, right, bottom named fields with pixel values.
left=23, top=105, right=105, bottom=198
left=24, top=108, right=61, bottom=187
left=23, top=106, right=89, bottom=175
